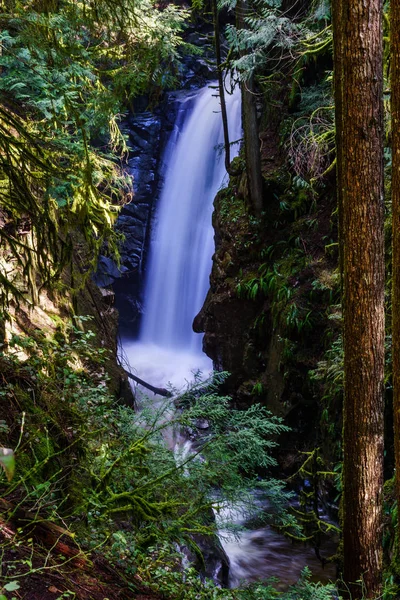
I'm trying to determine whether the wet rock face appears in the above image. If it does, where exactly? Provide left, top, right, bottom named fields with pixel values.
left=193, top=176, right=290, bottom=413
left=112, top=109, right=167, bottom=336
left=91, top=110, right=160, bottom=334
left=181, top=531, right=230, bottom=587
left=193, top=185, right=272, bottom=408
left=118, top=112, right=164, bottom=275
left=195, top=291, right=262, bottom=376
left=178, top=32, right=216, bottom=89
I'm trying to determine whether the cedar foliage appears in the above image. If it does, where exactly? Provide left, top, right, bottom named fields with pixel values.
left=0, top=324, right=311, bottom=599
left=0, top=0, right=188, bottom=308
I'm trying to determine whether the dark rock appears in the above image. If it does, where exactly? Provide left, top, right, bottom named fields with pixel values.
left=193, top=184, right=285, bottom=410
left=128, top=113, right=162, bottom=140
left=180, top=524, right=230, bottom=587
left=93, top=256, right=127, bottom=287
left=122, top=203, right=149, bottom=222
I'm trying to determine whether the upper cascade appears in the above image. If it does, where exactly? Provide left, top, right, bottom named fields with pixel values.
left=139, top=82, right=242, bottom=354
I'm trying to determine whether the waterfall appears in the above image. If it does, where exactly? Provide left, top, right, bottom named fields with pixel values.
left=123, top=83, right=242, bottom=390
left=142, top=84, right=241, bottom=351
left=118, top=84, right=338, bottom=588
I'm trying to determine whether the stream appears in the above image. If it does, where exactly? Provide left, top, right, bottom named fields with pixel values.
left=119, top=83, right=336, bottom=589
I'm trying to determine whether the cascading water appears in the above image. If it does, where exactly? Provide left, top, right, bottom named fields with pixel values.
left=122, top=84, right=241, bottom=389
left=141, top=86, right=241, bottom=352
left=215, top=500, right=337, bottom=588
left=119, top=83, right=243, bottom=584
left=120, top=83, right=337, bottom=590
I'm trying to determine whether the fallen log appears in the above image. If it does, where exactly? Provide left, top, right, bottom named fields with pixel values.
left=0, top=497, right=86, bottom=567
left=125, top=370, right=172, bottom=397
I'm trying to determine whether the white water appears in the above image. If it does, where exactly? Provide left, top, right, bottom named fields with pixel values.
left=119, top=84, right=338, bottom=589
left=123, top=83, right=242, bottom=390
left=215, top=500, right=337, bottom=588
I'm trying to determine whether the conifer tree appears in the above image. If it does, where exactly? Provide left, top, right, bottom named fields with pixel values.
left=337, top=0, right=385, bottom=597
left=0, top=0, right=187, bottom=305
left=391, top=0, right=400, bottom=565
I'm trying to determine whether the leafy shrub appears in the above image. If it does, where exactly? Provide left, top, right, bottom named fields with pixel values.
left=0, top=322, right=302, bottom=594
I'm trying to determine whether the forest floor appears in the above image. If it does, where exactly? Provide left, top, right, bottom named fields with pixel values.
left=0, top=526, right=161, bottom=600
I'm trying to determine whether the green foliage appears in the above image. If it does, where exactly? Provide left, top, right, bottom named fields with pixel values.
left=0, top=448, right=15, bottom=482
left=139, top=561, right=338, bottom=600
left=219, top=188, right=248, bottom=224
left=220, top=0, right=299, bottom=80
left=0, top=580, right=20, bottom=600
left=0, top=0, right=188, bottom=307
left=237, top=567, right=338, bottom=599
left=236, top=247, right=315, bottom=335
left=288, top=449, right=340, bottom=555
left=179, top=382, right=290, bottom=480
left=134, top=557, right=339, bottom=600
left=0, top=318, right=110, bottom=501
left=252, top=380, right=266, bottom=395
left=309, top=336, right=343, bottom=408
left=0, top=326, right=301, bottom=593
left=219, top=0, right=334, bottom=188
left=220, top=0, right=331, bottom=82
left=308, top=333, right=343, bottom=460
left=309, top=271, right=340, bottom=305
left=287, top=82, right=335, bottom=186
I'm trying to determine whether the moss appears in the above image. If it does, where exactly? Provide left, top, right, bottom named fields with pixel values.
left=217, top=187, right=247, bottom=226
left=75, top=280, right=133, bottom=405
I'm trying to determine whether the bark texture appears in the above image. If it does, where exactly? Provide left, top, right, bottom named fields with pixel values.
left=340, top=0, right=385, bottom=597
left=391, top=0, right=400, bottom=558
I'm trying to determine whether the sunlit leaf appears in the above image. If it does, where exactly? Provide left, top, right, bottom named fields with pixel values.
left=0, top=448, right=15, bottom=481
left=4, top=581, right=20, bottom=591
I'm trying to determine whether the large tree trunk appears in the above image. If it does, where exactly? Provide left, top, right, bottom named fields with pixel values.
left=391, top=0, right=400, bottom=564
left=339, top=0, right=385, bottom=597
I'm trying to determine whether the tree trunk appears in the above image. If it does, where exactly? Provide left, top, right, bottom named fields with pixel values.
left=125, top=370, right=172, bottom=397
left=339, top=0, right=385, bottom=597
left=391, top=0, right=400, bottom=564
left=236, top=0, right=263, bottom=217
left=212, top=0, right=240, bottom=177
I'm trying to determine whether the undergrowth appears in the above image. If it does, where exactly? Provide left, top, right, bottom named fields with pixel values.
left=0, top=317, right=342, bottom=598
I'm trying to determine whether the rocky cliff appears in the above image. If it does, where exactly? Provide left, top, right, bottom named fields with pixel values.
left=194, top=114, right=339, bottom=460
